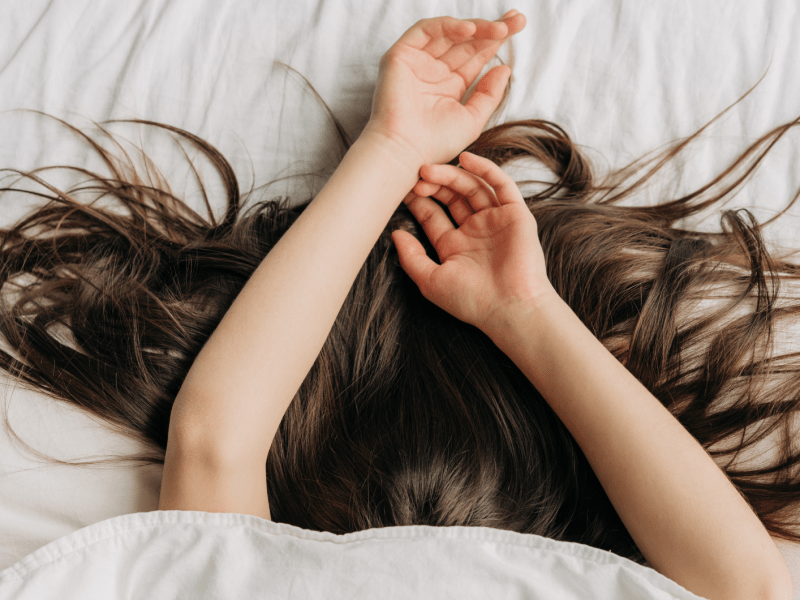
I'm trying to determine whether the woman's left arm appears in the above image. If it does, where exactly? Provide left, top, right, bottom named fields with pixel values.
left=158, top=11, right=526, bottom=518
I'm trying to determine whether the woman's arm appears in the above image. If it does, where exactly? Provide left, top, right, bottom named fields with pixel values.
left=394, top=153, right=793, bottom=600
left=158, top=132, right=421, bottom=518
left=158, top=12, right=527, bottom=518
left=489, top=296, right=792, bottom=600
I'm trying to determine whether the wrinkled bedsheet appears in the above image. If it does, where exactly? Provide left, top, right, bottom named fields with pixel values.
left=1, top=0, right=800, bottom=595
left=0, top=511, right=706, bottom=599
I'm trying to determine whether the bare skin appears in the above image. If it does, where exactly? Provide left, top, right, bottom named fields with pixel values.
left=160, top=9, right=525, bottom=521
left=394, top=151, right=793, bottom=600
left=159, top=10, right=792, bottom=600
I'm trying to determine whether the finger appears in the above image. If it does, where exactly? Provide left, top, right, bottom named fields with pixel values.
left=463, top=64, right=511, bottom=128
left=399, top=17, right=477, bottom=52
left=443, top=192, right=474, bottom=226
left=420, top=12, right=523, bottom=71
left=420, top=163, right=498, bottom=212
left=412, top=179, right=442, bottom=198
left=440, top=13, right=525, bottom=84
left=405, top=193, right=456, bottom=246
left=392, top=230, right=438, bottom=295
left=423, top=17, right=508, bottom=59
left=433, top=37, right=500, bottom=80
left=458, top=152, right=525, bottom=205
left=409, top=179, right=472, bottom=226
left=467, top=17, right=510, bottom=39
left=414, top=181, right=473, bottom=227
left=502, top=11, right=527, bottom=35
left=434, top=31, right=512, bottom=85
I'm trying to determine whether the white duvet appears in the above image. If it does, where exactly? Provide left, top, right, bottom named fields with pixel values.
left=2, top=0, right=800, bottom=597
left=0, top=511, right=705, bottom=599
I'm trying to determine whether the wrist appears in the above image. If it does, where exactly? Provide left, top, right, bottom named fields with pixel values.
left=482, top=288, right=568, bottom=358
left=359, top=123, right=425, bottom=176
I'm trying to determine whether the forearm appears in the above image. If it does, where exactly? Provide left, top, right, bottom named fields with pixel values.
left=487, top=296, right=792, bottom=600
left=169, top=131, right=420, bottom=462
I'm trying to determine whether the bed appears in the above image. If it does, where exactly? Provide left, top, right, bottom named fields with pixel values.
left=1, top=0, right=799, bottom=597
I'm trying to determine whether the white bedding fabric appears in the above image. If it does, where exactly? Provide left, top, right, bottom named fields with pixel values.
left=2, top=0, right=800, bottom=596
left=0, top=511, right=705, bottom=600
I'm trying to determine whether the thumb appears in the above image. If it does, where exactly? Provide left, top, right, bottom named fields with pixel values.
left=392, top=230, right=438, bottom=296
left=464, top=64, right=510, bottom=127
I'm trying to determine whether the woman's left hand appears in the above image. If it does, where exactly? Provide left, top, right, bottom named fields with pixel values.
left=392, top=151, right=553, bottom=335
left=363, top=10, right=526, bottom=168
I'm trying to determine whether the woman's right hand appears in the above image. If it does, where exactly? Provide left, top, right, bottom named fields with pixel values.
left=392, top=151, right=557, bottom=336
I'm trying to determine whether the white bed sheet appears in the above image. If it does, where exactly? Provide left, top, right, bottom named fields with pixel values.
left=0, top=512, right=706, bottom=600
left=1, top=0, right=800, bottom=594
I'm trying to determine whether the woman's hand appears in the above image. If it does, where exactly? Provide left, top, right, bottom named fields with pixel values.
left=363, top=11, right=526, bottom=168
left=392, top=151, right=557, bottom=336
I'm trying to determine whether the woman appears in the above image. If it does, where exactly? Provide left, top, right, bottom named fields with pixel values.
left=0, top=10, right=794, bottom=598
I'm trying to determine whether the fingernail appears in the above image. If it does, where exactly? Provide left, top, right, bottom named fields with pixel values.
left=504, top=9, right=518, bottom=18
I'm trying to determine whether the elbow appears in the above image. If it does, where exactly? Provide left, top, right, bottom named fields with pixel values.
left=722, top=567, right=793, bottom=600
left=760, top=556, right=793, bottom=600
left=764, top=569, right=794, bottom=600
left=694, top=559, right=793, bottom=600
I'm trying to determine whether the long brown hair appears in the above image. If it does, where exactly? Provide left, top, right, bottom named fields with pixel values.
left=1, top=106, right=800, bottom=565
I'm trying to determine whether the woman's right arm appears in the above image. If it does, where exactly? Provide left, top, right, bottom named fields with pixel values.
left=393, top=152, right=792, bottom=600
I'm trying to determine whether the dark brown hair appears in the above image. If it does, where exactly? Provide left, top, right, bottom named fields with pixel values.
left=1, top=107, right=800, bottom=565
